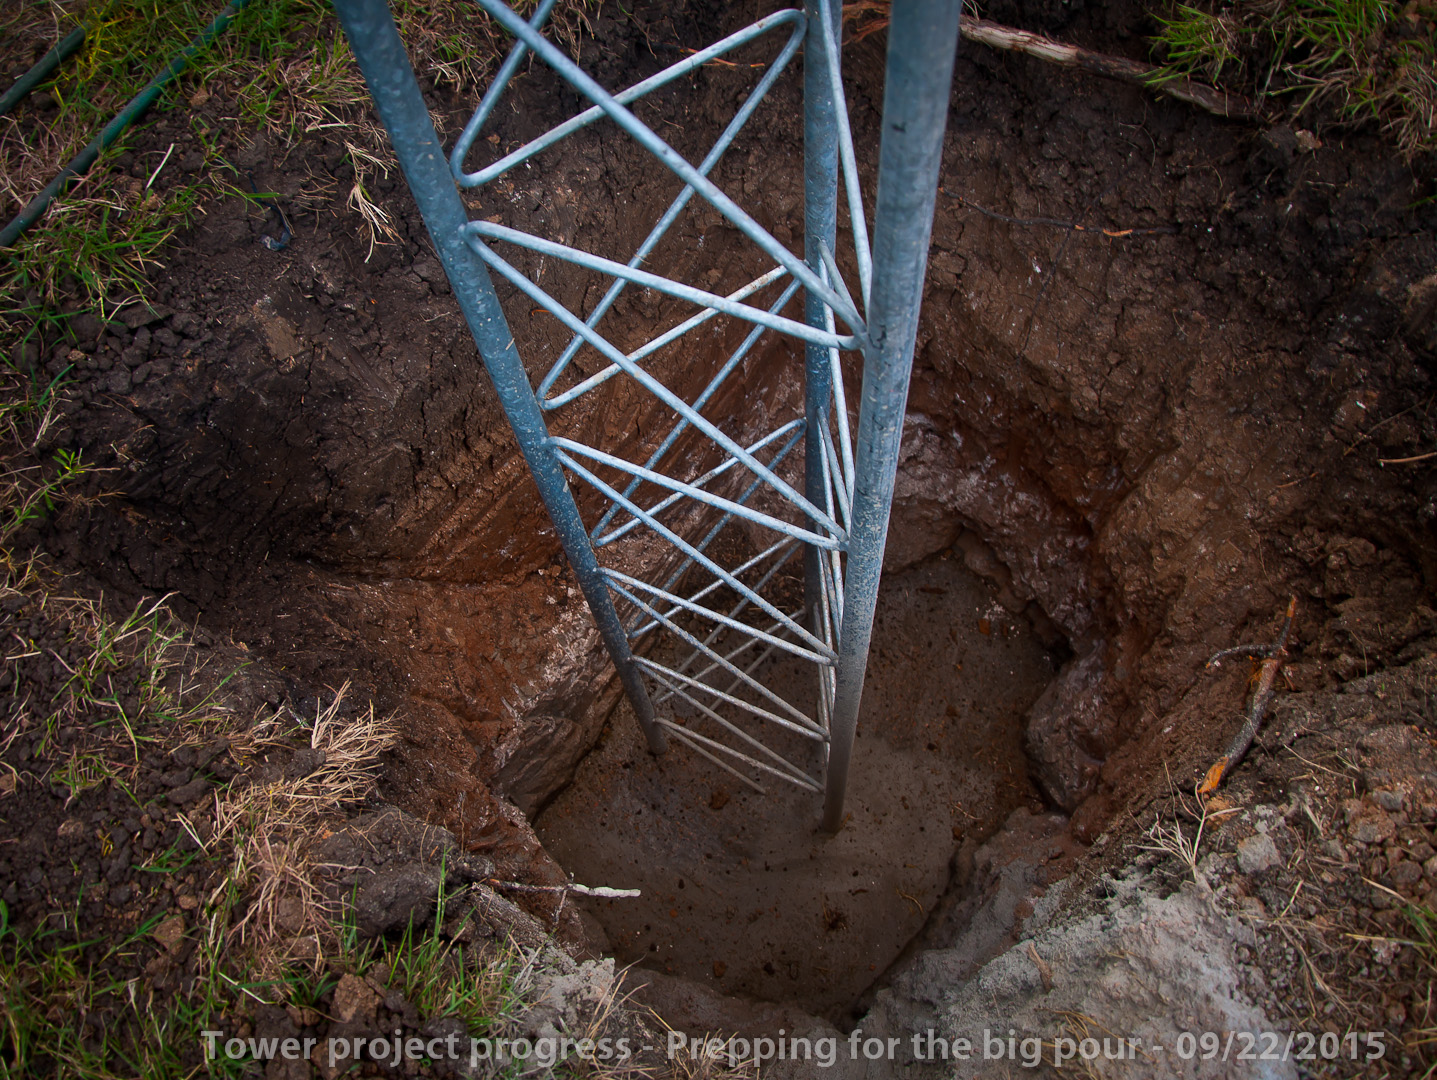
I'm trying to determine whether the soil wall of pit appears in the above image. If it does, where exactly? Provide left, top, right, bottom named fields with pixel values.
left=32, top=0, right=1437, bottom=985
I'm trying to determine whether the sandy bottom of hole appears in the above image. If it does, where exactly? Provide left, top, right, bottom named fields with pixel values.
left=535, top=555, right=1060, bottom=1016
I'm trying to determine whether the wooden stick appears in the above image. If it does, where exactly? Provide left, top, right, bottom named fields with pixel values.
left=1379, top=450, right=1437, bottom=465
left=960, top=16, right=1261, bottom=121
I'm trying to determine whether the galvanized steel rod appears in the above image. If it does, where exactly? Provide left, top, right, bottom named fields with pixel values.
left=331, top=0, right=668, bottom=755
left=802, top=0, right=841, bottom=662
left=821, top=1, right=960, bottom=832
left=464, top=237, right=848, bottom=537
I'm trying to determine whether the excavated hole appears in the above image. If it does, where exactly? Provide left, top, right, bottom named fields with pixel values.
left=534, top=550, right=1061, bottom=1018
left=40, top=0, right=1430, bottom=1044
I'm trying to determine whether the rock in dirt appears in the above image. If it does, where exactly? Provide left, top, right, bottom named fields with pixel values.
left=1236, top=832, right=1281, bottom=875
left=1023, top=651, right=1106, bottom=811
left=353, top=863, right=444, bottom=938
left=152, top=914, right=186, bottom=953
left=1345, top=799, right=1397, bottom=845
left=859, top=874, right=1294, bottom=1079
left=167, top=775, right=211, bottom=806
left=310, top=805, right=495, bottom=939
left=115, top=301, right=172, bottom=330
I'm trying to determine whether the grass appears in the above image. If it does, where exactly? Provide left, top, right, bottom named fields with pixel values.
left=0, top=899, right=253, bottom=1079
left=0, top=0, right=598, bottom=326
left=1149, top=0, right=1437, bottom=155
left=0, top=623, right=577, bottom=1080
left=0, top=0, right=323, bottom=316
left=337, top=881, right=539, bottom=1040
left=1133, top=768, right=1241, bottom=890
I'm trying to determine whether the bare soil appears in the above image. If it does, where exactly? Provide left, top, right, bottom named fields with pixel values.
left=537, top=555, right=1056, bottom=1017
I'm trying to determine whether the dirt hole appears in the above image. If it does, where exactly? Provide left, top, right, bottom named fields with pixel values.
left=536, top=554, right=1059, bottom=1016
left=18, top=0, right=1433, bottom=1055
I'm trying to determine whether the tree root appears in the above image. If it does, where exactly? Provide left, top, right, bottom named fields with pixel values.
left=1197, top=595, right=1298, bottom=796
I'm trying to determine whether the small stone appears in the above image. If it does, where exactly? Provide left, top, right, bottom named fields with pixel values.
left=1373, top=789, right=1405, bottom=812
left=1237, top=833, right=1281, bottom=875
left=1238, top=895, right=1267, bottom=920
left=283, top=748, right=326, bottom=780
left=275, top=895, right=306, bottom=933
left=193, top=738, right=230, bottom=770
left=352, top=863, right=441, bottom=938
left=1319, top=838, right=1348, bottom=861
left=116, top=302, right=172, bottom=330
left=57, top=818, right=86, bottom=840
left=1350, top=806, right=1396, bottom=845
left=287, top=1004, right=320, bottom=1028
left=176, top=894, right=198, bottom=911
left=167, top=776, right=211, bottom=806
left=1358, top=726, right=1415, bottom=754
left=1423, top=854, right=1437, bottom=879
left=1391, top=861, right=1423, bottom=888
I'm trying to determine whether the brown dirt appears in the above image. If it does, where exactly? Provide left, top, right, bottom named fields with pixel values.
left=536, top=554, right=1056, bottom=1018
left=7, top=0, right=1437, bottom=1041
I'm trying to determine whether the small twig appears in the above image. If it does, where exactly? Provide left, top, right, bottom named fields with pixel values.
left=146, top=142, right=175, bottom=190
left=1198, top=596, right=1298, bottom=796
left=1026, top=941, right=1055, bottom=991
left=942, top=190, right=1179, bottom=237
left=489, top=879, right=642, bottom=899
left=1207, top=642, right=1282, bottom=666
left=677, top=47, right=764, bottom=69
left=1015, top=176, right=1119, bottom=359
left=1341, top=397, right=1431, bottom=458
left=1379, top=450, right=1437, bottom=465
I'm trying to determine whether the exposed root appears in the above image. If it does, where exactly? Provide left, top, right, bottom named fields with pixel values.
left=1198, top=595, right=1298, bottom=796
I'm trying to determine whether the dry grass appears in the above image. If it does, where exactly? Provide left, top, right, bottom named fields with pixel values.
left=1133, top=769, right=1240, bottom=889
left=199, top=683, right=395, bottom=974
left=0, top=0, right=602, bottom=320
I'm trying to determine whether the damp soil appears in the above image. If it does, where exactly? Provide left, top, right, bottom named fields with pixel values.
left=7, top=0, right=1436, bottom=1040
left=536, top=555, right=1056, bottom=1017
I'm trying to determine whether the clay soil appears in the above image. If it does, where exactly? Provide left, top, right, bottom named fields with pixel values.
left=4, top=0, right=1437, bottom=1066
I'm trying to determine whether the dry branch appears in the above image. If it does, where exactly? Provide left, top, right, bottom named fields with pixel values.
left=844, top=4, right=1259, bottom=121
left=960, top=18, right=1260, bottom=120
left=490, top=879, right=642, bottom=899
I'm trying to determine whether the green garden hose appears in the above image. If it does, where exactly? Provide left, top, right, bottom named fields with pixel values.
left=0, top=0, right=257, bottom=249
left=0, top=27, right=86, bottom=118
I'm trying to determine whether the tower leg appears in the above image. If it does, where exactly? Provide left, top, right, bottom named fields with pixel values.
left=332, top=0, right=667, bottom=755
left=822, top=1, right=960, bottom=832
